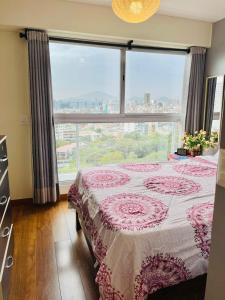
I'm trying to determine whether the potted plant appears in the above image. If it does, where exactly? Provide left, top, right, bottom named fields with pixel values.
left=182, top=130, right=219, bottom=157
left=202, top=131, right=219, bottom=156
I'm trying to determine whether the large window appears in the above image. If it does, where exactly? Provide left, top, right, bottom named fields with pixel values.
left=50, top=42, right=187, bottom=182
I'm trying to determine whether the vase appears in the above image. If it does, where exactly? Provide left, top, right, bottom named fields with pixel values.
left=202, top=144, right=219, bottom=156
left=189, top=149, right=201, bottom=157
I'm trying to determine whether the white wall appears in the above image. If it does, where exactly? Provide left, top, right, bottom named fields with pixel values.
left=205, top=18, right=225, bottom=299
left=0, top=29, right=33, bottom=199
left=205, top=19, right=225, bottom=300
left=205, top=105, right=225, bottom=299
left=0, top=0, right=212, bottom=47
left=206, top=18, right=225, bottom=76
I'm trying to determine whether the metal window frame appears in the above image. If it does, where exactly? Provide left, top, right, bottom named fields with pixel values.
left=52, top=40, right=188, bottom=181
left=54, top=113, right=182, bottom=124
left=51, top=41, right=188, bottom=125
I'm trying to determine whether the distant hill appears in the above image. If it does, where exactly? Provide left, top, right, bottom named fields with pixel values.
left=54, top=91, right=117, bottom=110
left=54, top=91, right=178, bottom=110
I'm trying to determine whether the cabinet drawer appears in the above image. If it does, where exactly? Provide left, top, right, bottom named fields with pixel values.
left=0, top=160, right=7, bottom=184
left=0, top=200, right=12, bottom=273
left=0, top=140, right=7, bottom=161
left=0, top=225, right=13, bottom=300
left=0, top=174, right=9, bottom=220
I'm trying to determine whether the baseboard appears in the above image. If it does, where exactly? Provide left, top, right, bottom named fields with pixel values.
left=59, top=194, right=68, bottom=201
left=11, top=194, right=67, bottom=206
left=11, top=198, right=33, bottom=206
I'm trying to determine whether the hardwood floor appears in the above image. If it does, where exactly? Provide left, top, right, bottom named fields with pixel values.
left=9, top=201, right=206, bottom=300
left=9, top=201, right=99, bottom=300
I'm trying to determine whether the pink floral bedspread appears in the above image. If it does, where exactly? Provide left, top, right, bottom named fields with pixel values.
left=68, top=156, right=218, bottom=300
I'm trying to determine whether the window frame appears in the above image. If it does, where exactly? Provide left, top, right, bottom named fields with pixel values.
left=205, top=75, right=225, bottom=131
left=52, top=43, right=188, bottom=126
left=51, top=41, right=189, bottom=183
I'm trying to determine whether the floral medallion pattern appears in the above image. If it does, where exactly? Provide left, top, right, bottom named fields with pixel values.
left=94, top=238, right=108, bottom=263
left=192, top=156, right=217, bottom=167
left=120, top=163, right=161, bottom=172
left=67, top=184, right=83, bottom=208
left=187, top=202, right=214, bottom=259
left=68, top=156, right=216, bottom=300
left=173, top=164, right=217, bottom=177
left=83, top=170, right=130, bottom=189
left=144, top=176, right=201, bottom=196
left=100, top=193, right=168, bottom=231
left=135, top=254, right=191, bottom=299
left=81, top=202, right=108, bottom=262
left=69, top=186, right=108, bottom=263
left=96, top=263, right=124, bottom=300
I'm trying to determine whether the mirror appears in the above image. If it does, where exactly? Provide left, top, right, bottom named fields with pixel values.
left=204, top=75, right=225, bottom=133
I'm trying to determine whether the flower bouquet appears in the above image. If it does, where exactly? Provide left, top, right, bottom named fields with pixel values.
left=182, top=130, right=219, bottom=157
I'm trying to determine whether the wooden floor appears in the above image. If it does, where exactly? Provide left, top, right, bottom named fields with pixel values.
left=9, top=201, right=206, bottom=300
left=9, top=201, right=99, bottom=300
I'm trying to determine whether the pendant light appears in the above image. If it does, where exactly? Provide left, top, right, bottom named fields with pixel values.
left=112, top=0, right=160, bottom=23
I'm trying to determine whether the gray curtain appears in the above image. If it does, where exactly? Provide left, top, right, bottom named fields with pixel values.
left=204, top=77, right=217, bottom=133
left=185, top=47, right=207, bottom=134
left=27, top=29, right=59, bottom=204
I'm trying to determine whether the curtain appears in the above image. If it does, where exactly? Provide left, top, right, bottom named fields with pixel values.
left=27, top=29, right=59, bottom=204
left=204, top=77, right=217, bottom=133
left=185, top=47, right=207, bottom=134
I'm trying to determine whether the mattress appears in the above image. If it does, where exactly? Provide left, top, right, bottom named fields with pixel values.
left=68, top=156, right=217, bottom=300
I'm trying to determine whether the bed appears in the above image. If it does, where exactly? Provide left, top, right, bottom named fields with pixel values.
left=68, top=155, right=218, bottom=300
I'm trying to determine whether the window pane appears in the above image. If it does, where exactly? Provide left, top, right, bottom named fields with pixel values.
left=125, top=51, right=187, bottom=113
left=50, top=43, right=121, bottom=113
left=214, top=76, right=224, bottom=113
left=212, top=120, right=221, bottom=132
left=55, top=124, right=78, bottom=182
left=55, top=122, right=181, bottom=182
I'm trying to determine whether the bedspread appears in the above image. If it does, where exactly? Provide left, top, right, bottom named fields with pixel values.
left=68, top=156, right=217, bottom=300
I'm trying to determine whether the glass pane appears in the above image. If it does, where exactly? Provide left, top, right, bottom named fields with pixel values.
left=55, top=122, right=181, bottom=182
left=125, top=51, right=187, bottom=113
left=214, top=76, right=224, bottom=113
left=55, top=124, right=78, bottom=182
left=212, top=120, right=221, bottom=132
left=50, top=43, right=121, bottom=113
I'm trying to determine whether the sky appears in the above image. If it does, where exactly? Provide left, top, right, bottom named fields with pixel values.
left=50, top=42, right=187, bottom=102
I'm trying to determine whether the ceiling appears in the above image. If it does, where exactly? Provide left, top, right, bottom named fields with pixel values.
left=69, top=0, right=225, bottom=22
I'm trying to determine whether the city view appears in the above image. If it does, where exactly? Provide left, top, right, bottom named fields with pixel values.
left=55, top=120, right=181, bottom=182
left=54, top=91, right=181, bottom=114
left=50, top=42, right=186, bottom=182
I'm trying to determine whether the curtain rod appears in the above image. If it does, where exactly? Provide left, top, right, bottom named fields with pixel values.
left=19, top=31, right=190, bottom=53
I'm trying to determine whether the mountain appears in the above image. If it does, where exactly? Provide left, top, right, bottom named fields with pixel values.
left=54, top=91, right=118, bottom=110
left=53, top=91, right=177, bottom=111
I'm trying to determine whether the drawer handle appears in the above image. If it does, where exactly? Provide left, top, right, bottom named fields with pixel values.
left=5, top=256, right=13, bottom=269
left=0, top=157, right=7, bottom=163
left=0, top=196, right=7, bottom=206
left=1, top=226, right=10, bottom=238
